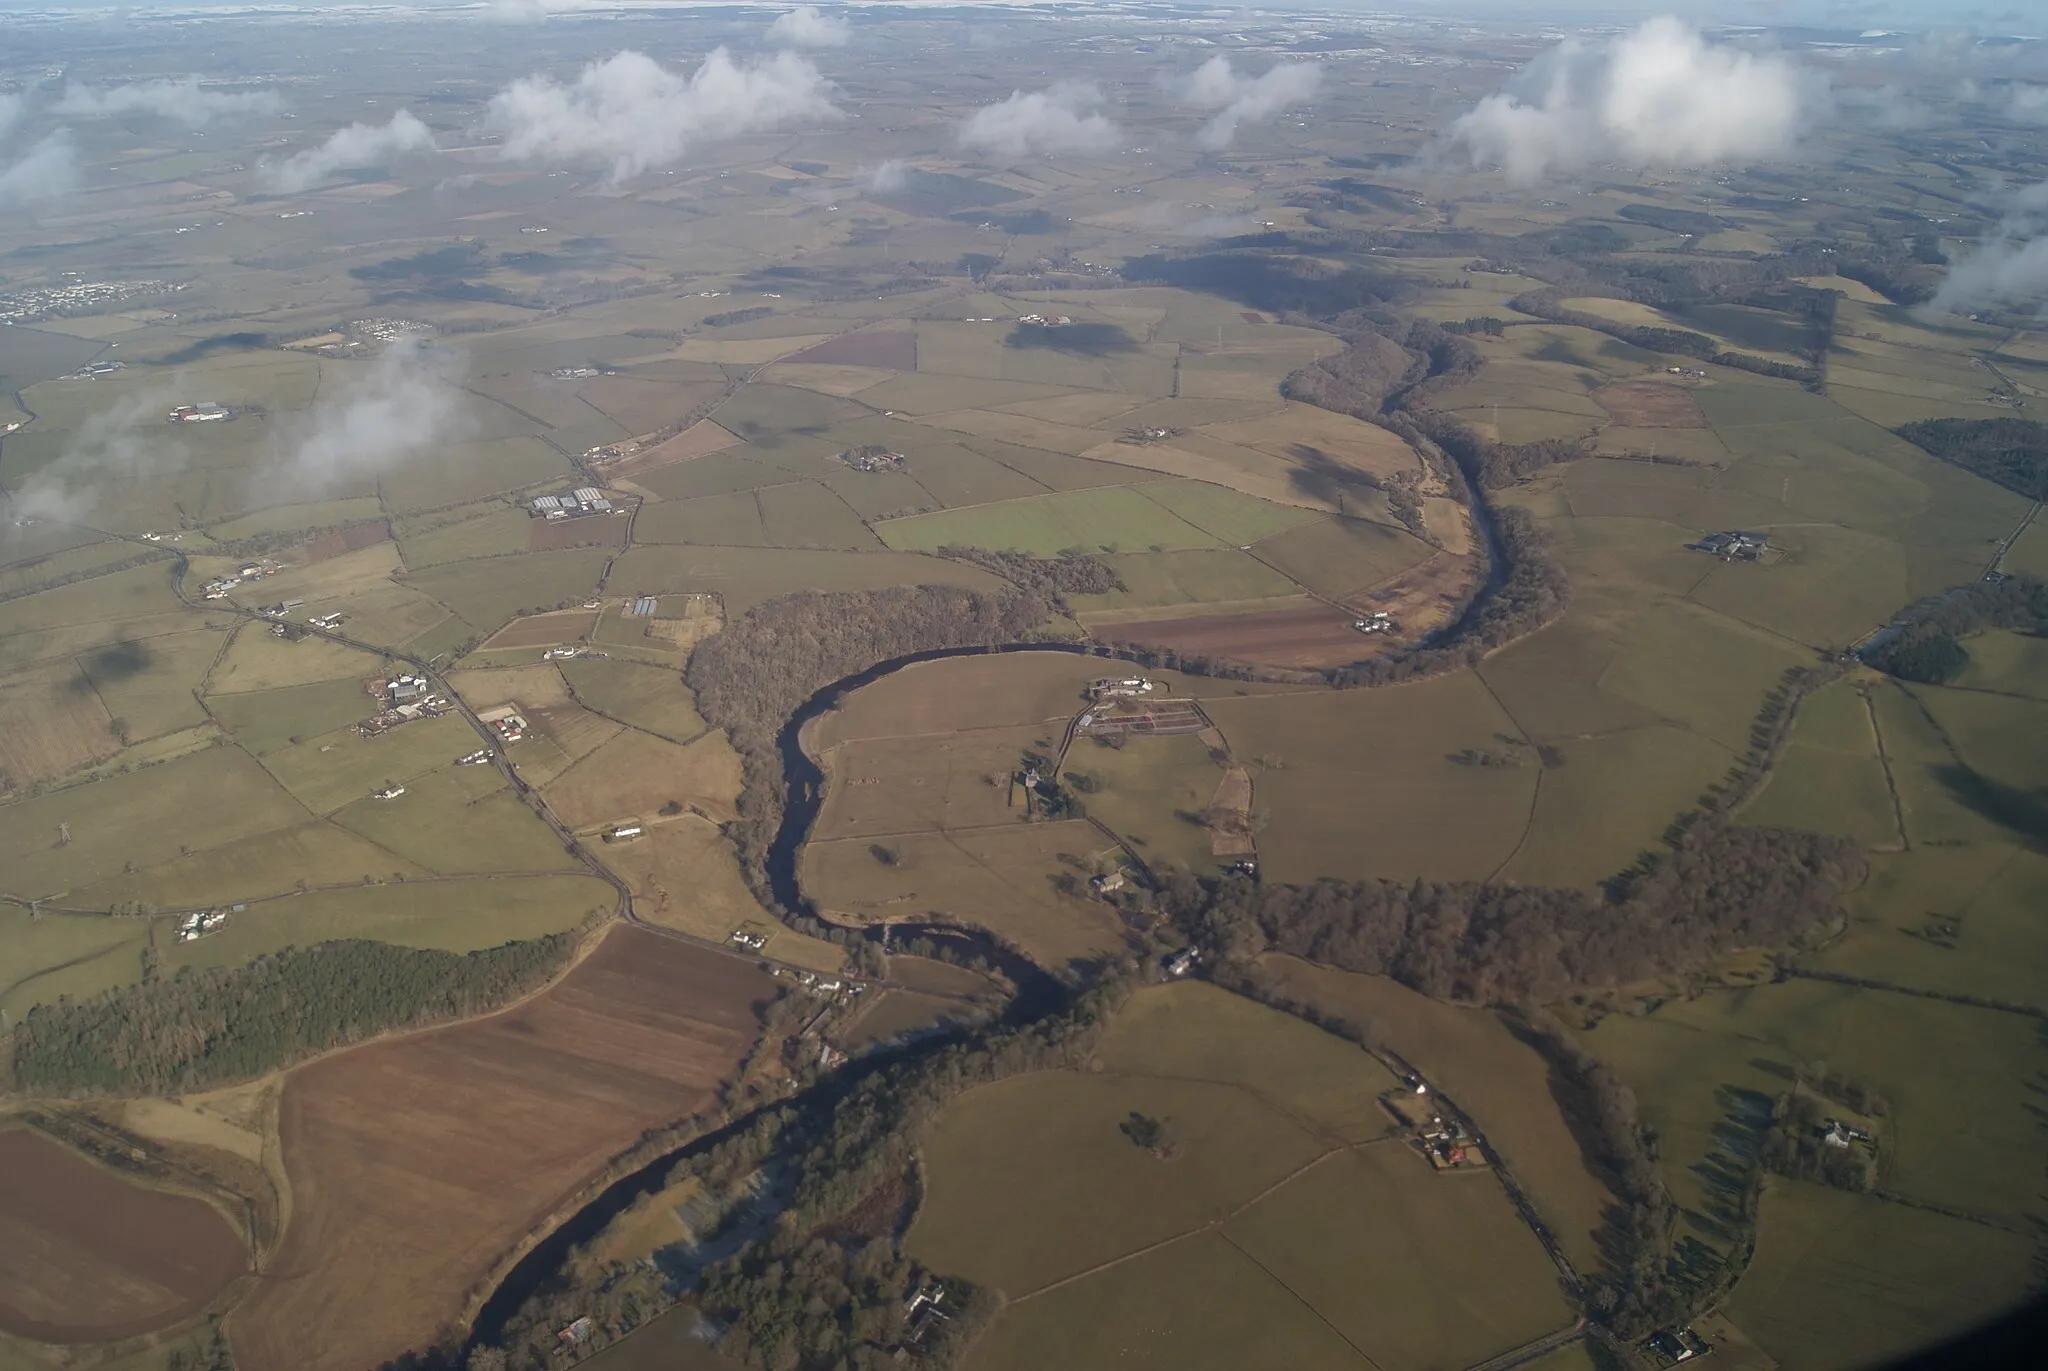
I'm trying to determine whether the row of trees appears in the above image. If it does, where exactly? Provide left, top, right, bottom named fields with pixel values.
left=1510, top=290, right=1821, bottom=385
left=684, top=584, right=1057, bottom=900
left=11, top=930, right=587, bottom=1095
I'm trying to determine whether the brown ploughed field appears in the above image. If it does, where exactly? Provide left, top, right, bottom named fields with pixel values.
left=603, top=419, right=742, bottom=478
left=529, top=515, right=629, bottom=553
left=303, top=522, right=393, bottom=562
left=0, top=1128, right=248, bottom=1343
left=1593, top=380, right=1708, bottom=427
left=1095, top=603, right=1371, bottom=670
left=0, top=660, right=119, bottom=787
left=229, top=926, right=776, bottom=1371
left=481, top=609, right=600, bottom=650
left=785, top=330, right=917, bottom=370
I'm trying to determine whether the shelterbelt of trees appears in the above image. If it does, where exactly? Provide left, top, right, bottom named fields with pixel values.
left=1864, top=572, right=2048, bottom=685
left=10, top=929, right=589, bottom=1096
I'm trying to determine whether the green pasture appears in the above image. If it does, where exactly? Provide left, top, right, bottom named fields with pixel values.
left=403, top=549, right=614, bottom=632
left=1498, top=723, right=1731, bottom=887
left=1740, top=680, right=1901, bottom=846
left=254, top=714, right=477, bottom=816
left=1204, top=674, right=1536, bottom=884
left=1727, top=1184, right=2037, bottom=1371
left=0, top=908, right=149, bottom=1021
left=608, top=545, right=1006, bottom=614
left=159, top=873, right=613, bottom=976
left=1252, top=516, right=1432, bottom=599
left=1224, top=1146, right=1572, bottom=1371
left=206, top=677, right=383, bottom=755
left=77, top=627, right=224, bottom=741
left=1132, top=480, right=1323, bottom=546
left=1256, top=957, right=1616, bottom=1275
left=634, top=491, right=773, bottom=547
left=331, top=775, right=580, bottom=877
left=0, top=745, right=308, bottom=900
left=67, top=820, right=433, bottom=911
left=560, top=658, right=705, bottom=742
left=875, top=485, right=1220, bottom=557
left=1068, top=549, right=1302, bottom=614
left=1066, top=732, right=1229, bottom=875
left=395, top=505, right=533, bottom=569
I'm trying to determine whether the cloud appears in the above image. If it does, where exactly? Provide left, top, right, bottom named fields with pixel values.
left=1172, top=56, right=1321, bottom=150
left=0, top=133, right=80, bottom=210
left=958, top=82, right=1120, bottom=158
left=0, top=92, right=22, bottom=142
left=7, top=383, right=184, bottom=527
left=275, top=341, right=472, bottom=496
left=862, top=158, right=908, bottom=194
left=1449, top=18, right=1817, bottom=184
left=1930, top=181, right=2048, bottom=316
left=55, top=79, right=281, bottom=126
left=487, top=48, right=839, bottom=182
left=265, top=111, right=437, bottom=193
left=2004, top=84, right=2048, bottom=124
left=769, top=5, right=849, bottom=49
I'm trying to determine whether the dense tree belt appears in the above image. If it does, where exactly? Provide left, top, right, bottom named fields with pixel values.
left=1165, top=824, right=1860, bottom=1007
left=1864, top=572, right=2048, bottom=685
left=1894, top=418, right=2048, bottom=501
left=685, top=585, right=1055, bottom=901
left=934, top=548, right=1122, bottom=606
left=10, top=931, right=584, bottom=1096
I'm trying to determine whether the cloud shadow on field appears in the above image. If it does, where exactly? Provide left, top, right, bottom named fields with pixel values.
left=1003, top=322, right=1134, bottom=357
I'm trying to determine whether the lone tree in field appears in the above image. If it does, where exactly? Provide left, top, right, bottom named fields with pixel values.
left=1120, top=1111, right=1185, bottom=1160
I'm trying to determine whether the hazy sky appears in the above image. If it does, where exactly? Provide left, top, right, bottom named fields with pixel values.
left=0, top=0, right=2036, bottom=24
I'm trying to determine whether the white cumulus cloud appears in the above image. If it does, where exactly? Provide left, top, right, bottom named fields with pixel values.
left=1172, top=56, right=1320, bottom=150
left=862, top=158, right=909, bottom=194
left=265, top=111, right=437, bottom=194
left=0, top=92, right=23, bottom=142
left=487, top=48, right=839, bottom=182
left=1449, top=18, right=1818, bottom=184
left=276, top=341, right=473, bottom=496
left=1932, top=181, right=2048, bottom=316
left=0, top=133, right=80, bottom=210
left=55, top=79, right=282, bottom=126
left=958, top=82, right=1119, bottom=158
left=769, top=5, right=850, bottom=49
left=2004, top=84, right=2048, bottom=124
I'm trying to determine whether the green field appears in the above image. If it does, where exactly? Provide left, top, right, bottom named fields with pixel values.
left=559, top=658, right=707, bottom=741
left=254, top=714, right=478, bottom=816
left=1065, top=731, right=1230, bottom=875
left=1204, top=674, right=1536, bottom=883
left=206, top=678, right=382, bottom=755
left=914, top=983, right=1568, bottom=1371
left=875, top=485, right=1222, bottom=556
left=1252, top=515, right=1433, bottom=599
left=1740, top=679, right=1901, bottom=847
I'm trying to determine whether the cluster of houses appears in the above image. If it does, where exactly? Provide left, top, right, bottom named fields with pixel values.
left=62, top=360, right=127, bottom=380
left=529, top=487, right=615, bottom=519
left=728, top=929, right=770, bottom=951
left=175, top=909, right=229, bottom=942
left=1646, top=1326, right=1711, bottom=1365
left=1689, top=529, right=1768, bottom=561
left=1665, top=366, right=1709, bottom=380
left=456, top=749, right=493, bottom=766
left=168, top=402, right=230, bottom=423
left=1121, top=424, right=1179, bottom=443
left=548, top=366, right=602, bottom=379
left=201, top=559, right=283, bottom=600
left=1086, top=676, right=1156, bottom=700
left=1162, top=946, right=1200, bottom=978
left=902, top=1282, right=951, bottom=1348
left=1353, top=611, right=1397, bottom=635
left=1017, top=312, right=1075, bottom=326
left=543, top=645, right=604, bottom=661
left=372, top=784, right=407, bottom=801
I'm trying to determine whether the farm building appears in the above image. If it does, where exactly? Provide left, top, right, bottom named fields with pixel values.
left=1086, top=677, right=1156, bottom=700
left=601, top=824, right=643, bottom=843
left=837, top=445, right=906, bottom=472
left=169, top=402, right=229, bottom=422
left=529, top=487, right=614, bottom=519
left=1690, top=530, right=1768, bottom=560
